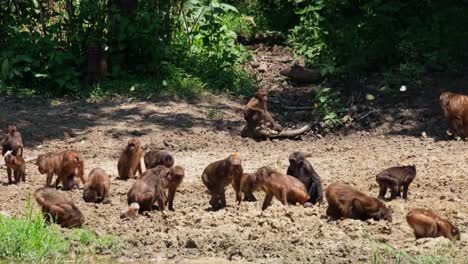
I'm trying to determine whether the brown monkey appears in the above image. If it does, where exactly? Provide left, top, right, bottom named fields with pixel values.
left=201, top=154, right=243, bottom=210
left=120, top=203, right=140, bottom=219
left=1, top=124, right=23, bottom=156
left=376, top=165, right=416, bottom=200
left=117, top=138, right=143, bottom=180
left=34, top=187, right=85, bottom=228
left=440, top=91, right=468, bottom=138
left=287, top=151, right=323, bottom=205
left=127, top=165, right=173, bottom=212
left=254, top=166, right=310, bottom=210
left=36, top=150, right=85, bottom=190
left=326, top=182, right=392, bottom=222
left=4, top=148, right=26, bottom=184
left=236, top=172, right=261, bottom=202
left=165, top=165, right=185, bottom=211
left=406, top=209, right=460, bottom=241
left=144, top=150, right=174, bottom=169
left=83, top=168, right=111, bottom=203
left=244, top=90, right=279, bottom=130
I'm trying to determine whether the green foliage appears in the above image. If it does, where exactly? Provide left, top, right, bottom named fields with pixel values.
left=370, top=241, right=466, bottom=264
left=0, top=199, right=124, bottom=262
left=313, top=87, right=347, bottom=128
left=0, top=0, right=254, bottom=98
left=289, top=1, right=468, bottom=85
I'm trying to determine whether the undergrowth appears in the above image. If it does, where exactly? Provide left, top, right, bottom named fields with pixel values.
left=0, top=199, right=124, bottom=262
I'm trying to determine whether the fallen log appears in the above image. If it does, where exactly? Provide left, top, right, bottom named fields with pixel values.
left=241, top=124, right=312, bottom=140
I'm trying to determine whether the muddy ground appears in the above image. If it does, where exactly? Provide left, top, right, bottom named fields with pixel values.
left=0, top=46, right=467, bottom=263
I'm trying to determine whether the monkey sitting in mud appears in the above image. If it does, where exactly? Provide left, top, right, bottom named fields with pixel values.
left=254, top=166, right=310, bottom=210
left=287, top=151, right=323, bottom=205
left=376, top=165, right=416, bottom=200
left=83, top=168, right=111, bottom=204
left=118, top=138, right=143, bottom=180
left=326, top=182, right=392, bottom=222
left=34, top=187, right=85, bottom=228
left=201, top=154, right=243, bottom=210
left=406, top=209, right=460, bottom=241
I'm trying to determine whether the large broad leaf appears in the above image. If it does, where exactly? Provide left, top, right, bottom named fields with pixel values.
left=218, top=3, right=238, bottom=13
left=1, top=59, right=9, bottom=80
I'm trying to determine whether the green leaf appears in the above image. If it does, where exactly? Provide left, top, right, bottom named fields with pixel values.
left=1, top=59, right=9, bottom=80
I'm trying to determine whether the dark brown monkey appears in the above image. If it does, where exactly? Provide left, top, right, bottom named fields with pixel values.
left=326, top=182, right=392, bottom=222
left=440, top=91, right=468, bottom=138
left=83, top=168, right=111, bottom=203
left=4, top=148, right=26, bottom=184
left=165, top=165, right=185, bottom=211
left=236, top=172, right=261, bottom=202
left=36, top=150, right=85, bottom=190
left=406, top=209, right=460, bottom=241
left=254, top=166, right=310, bottom=210
left=287, top=151, right=323, bottom=205
left=376, top=165, right=416, bottom=200
left=244, top=90, right=279, bottom=130
left=144, top=150, right=174, bottom=169
left=201, top=154, right=243, bottom=210
left=127, top=166, right=169, bottom=212
left=117, top=138, right=143, bottom=180
left=1, top=124, right=23, bottom=156
left=34, top=187, right=85, bottom=228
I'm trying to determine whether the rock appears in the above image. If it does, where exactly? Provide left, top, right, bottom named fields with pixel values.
left=280, top=64, right=321, bottom=83
left=250, top=61, right=260, bottom=68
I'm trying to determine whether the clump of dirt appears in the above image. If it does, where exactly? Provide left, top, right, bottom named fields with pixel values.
left=0, top=88, right=466, bottom=263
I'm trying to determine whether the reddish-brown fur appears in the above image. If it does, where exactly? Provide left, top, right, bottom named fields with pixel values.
left=254, top=166, right=310, bottom=210
left=34, top=187, right=85, bottom=228
left=144, top=150, right=174, bottom=169
left=201, top=154, right=243, bottom=210
left=244, top=90, right=277, bottom=130
left=36, top=150, right=85, bottom=190
left=83, top=168, right=111, bottom=203
left=1, top=124, right=23, bottom=156
left=4, top=147, right=26, bottom=184
left=406, top=209, right=460, bottom=241
left=326, top=182, right=392, bottom=222
left=235, top=172, right=261, bottom=202
left=117, top=138, right=143, bottom=180
left=440, top=92, right=468, bottom=138
left=376, top=165, right=416, bottom=200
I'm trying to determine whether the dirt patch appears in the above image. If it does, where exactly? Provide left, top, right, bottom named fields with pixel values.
left=0, top=90, right=467, bottom=263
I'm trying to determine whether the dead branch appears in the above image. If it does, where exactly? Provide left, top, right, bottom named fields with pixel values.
left=241, top=124, right=311, bottom=140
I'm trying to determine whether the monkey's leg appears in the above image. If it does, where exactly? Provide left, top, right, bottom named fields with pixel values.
left=138, top=192, right=155, bottom=212
left=378, top=184, right=387, bottom=199
left=447, top=116, right=461, bottom=137
left=402, top=183, right=410, bottom=200
left=7, top=167, right=12, bottom=184
left=21, top=170, right=25, bottom=182
left=378, top=174, right=399, bottom=199
left=262, top=193, right=274, bottom=210
left=14, top=170, right=20, bottom=184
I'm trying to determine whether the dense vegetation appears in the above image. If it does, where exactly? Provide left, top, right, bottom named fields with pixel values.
left=1, top=0, right=467, bottom=97
left=0, top=201, right=123, bottom=262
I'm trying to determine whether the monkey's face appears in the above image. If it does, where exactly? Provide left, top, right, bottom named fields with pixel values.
left=36, top=157, right=47, bottom=174
left=288, top=152, right=305, bottom=168
left=4, top=153, right=15, bottom=165
left=127, top=139, right=140, bottom=152
left=7, top=125, right=16, bottom=133
left=376, top=206, right=393, bottom=222
left=168, top=167, right=184, bottom=183
left=83, top=188, right=98, bottom=203
left=228, top=156, right=242, bottom=175
left=163, top=156, right=174, bottom=168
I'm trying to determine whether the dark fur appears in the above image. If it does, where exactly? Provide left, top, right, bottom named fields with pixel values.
left=144, top=150, right=174, bottom=169
left=287, top=151, right=323, bottom=205
left=376, top=165, right=416, bottom=200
